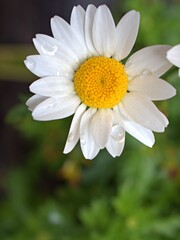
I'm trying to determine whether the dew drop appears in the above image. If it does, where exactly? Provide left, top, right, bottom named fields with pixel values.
left=80, top=137, right=86, bottom=145
left=68, top=133, right=74, bottom=142
left=125, top=60, right=134, bottom=68
left=41, top=43, right=58, bottom=56
left=46, top=103, right=55, bottom=110
left=65, top=72, right=71, bottom=77
left=142, top=70, right=151, bottom=75
left=58, top=85, right=72, bottom=97
left=111, top=125, right=124, bottom=141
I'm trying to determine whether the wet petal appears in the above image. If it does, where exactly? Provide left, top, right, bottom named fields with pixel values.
left=63, top=103, right=86, bottom=154
left=24, top=55, right=73, bottom=78
left=80, top=108, right=100, bottom=159
left=30, top=76, right=74, bottom=97
left=106, top=129, right=125, bottom=157
left=124, top=120, right=155, bottom=147
left=33, top=34, right=79, bottom=69
left=32, top=94, right=80, bottom=121
left=26, top=95, right=47, bottom=111
left=125, top=45, right=172, bottom=77
left=128, top=75, right=176, bottom=100
left=122, top=92, right=168, bottom=132
left=51, top=16, right=88, bottom=60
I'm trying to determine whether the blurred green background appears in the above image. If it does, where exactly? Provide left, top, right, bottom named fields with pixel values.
left=0, top=0, right=180, bottom=239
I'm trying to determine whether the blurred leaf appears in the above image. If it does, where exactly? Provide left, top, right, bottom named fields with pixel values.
left=0, top=44, right=36, bottom=81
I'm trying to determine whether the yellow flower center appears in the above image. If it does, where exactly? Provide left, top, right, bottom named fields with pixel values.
left=74, top=56, right=128, bottom=109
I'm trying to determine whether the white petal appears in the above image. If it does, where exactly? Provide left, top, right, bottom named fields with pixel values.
left=80, top=108, right=100, bottom=159
left=124, top=120, right=155, bottom=147
left=122, top=92, right=168, bottom=132
left=112, top=106, right=125, bottom=125
left=106, top=129, right=125, bottom=158
left=30, top=76, right=74, bottom=97
left=118, top=103, right=133, bottom=121
left=125, top=45, right=172, bottom=77
left=63, top=103, right=87, bottom=154
left=32, top=94, right=81, bottom=121
left=70, top=5, right=89, bottom=58
left=167, top=44, right=180, bottom=68
left=91, top=109, right=112, bottom=149
left=113, top=10, right=140, bottom=61
left=33, top=34, right=80, bottom=69
left=85, top=5, right=98, bottom=55
left=105, top=109, right=125, bottom=157
left=24, top=55, right=73, bottom=78
left=70, top=6, right=85, bottom=37
left=128, top=75, right=176, bottom=100
left=51, top=16, right=88, bottom=61
left=26, top=95, right=47, bottom=111
left=92, top=5, right=116, bottom=57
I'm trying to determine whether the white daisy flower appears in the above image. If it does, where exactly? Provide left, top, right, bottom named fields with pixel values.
left=25, top=5, right=176, bottom=159
left=167, top=44, right=180, bottom=76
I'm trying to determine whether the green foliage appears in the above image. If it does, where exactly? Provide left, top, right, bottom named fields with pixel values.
left=120, top=0, right=180, bottom=46
left=1, top=0, right=180, bottom=239
left=79, top=152, right=180, bottom=240
left=0, top=45, right=36, bottom=81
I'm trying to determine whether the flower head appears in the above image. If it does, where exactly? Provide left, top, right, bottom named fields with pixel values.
left=25, top=5, right=176, bottom=159
left=167, top=44, right=180, bottom=76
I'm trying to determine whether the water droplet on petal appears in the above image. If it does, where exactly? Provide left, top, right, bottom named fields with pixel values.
left=65, top=72, right=70, bottom=77
left=46, top=103, right=55, bottom=110
left=142, top=70, right=151, bottom=75
left=127, top=59, right=132, bottom=64
left=26, top=59, right=36, bottom=71
left=41, top=42, right=58, bottom=56
left=111, top=125, right=124, bottom=142
left=128, top=76, right=134, bottom=81
left=58, top=85, right=72, bottom=97
left=80, top=137, right=86, bottom=145
left=125, top=60, right=135, bottom=69
left=68, top=132, right=74, bottom=142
